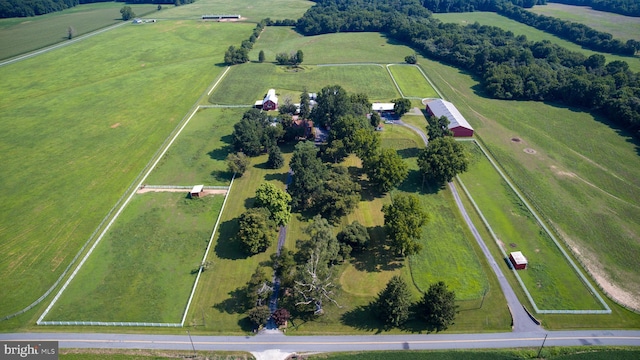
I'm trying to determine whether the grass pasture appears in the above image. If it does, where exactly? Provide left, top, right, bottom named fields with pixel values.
left=458, top=141, right=603, bottom=311
left=433, top=12, right=640, bottom=72
left=145, top=107, right=240, bottom=186
left=209, top=63, right=400, bottom=105
left=0, top=3, right=158, bottom=60
left=45, top=192, right=224, bottom=323
left=155, top=0, right=312, bottom=22
left=387, top=64, right=439, bottom=99
left=0, top=21, right=252, bottom=321
left=252, top=26, right=416, bottom=65
left=530, top=3, right=640, bottom=42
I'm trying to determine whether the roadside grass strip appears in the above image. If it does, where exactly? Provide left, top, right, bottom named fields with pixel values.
left=386, top=64, right=440, bottom=99
left=457, top=140, right=610, bottom=313
left=209, top=63, right=399, bottom=106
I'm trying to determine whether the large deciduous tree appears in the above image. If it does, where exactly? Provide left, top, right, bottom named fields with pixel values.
left=417, top=281, right=457, bottom=332
left=314, top=166, right=361, bottom=222
left=337, top=221, right=369, bottom=253
left=372, top=275, right=412, bottom=328
left=267, top=146, right=285, bottom=169
left=363, top=148, right=408, bottom=193
left=254, top=182, right=291, bottom=226
left=244, top=266, right=273, bottom=310
left=288, top=141, right=327, bottom=210
left=417, top=136, right=469, bottom=186
left=311, top=85, right=350, bottom=128
left=293, top=249, right=339, bottom=316
left=237, top=208, right=276, bottom=255
left=426, top=115, right=453, bottom=140
left=226, top=152, right=250, bottom=176
left=382, top=193, right=429, bottom=256
left=392, top=98, right=412, bottom=117
left=120, top=6, right=135, bottom=21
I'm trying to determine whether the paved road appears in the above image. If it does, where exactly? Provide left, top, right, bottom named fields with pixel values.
left=1, top=331, right=639, bottom=353
left=395, top=121, right=541, bottom=332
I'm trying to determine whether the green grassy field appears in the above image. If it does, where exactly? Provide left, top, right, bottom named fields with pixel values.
left=387, top=64, right=439, bottom=99
left=458, top=141, right=602, bottom=311
left=0, top=21, right=252, bottom=322
left=252, top=26, right=416, bottom=65
left=209, top=63, right=400, bottom=105
left=530, top=3, right=640, bottom=42
left=155, top=0, right=312, bottom=21
left=416, top=53, right=640, bottom=323
left=144, top=107, right=238, bottom=186
left=432, top=12, right=640, bottom=72
left=0, top=2, right=158, bottom=60
left=45, top=193, right=224, bottom=323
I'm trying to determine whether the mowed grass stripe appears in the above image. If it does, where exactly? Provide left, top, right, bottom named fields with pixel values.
left=433, top=12, right=640, bottom=72
left=45, top=193, right=224, bottom=323
left=0, top=21, right=253, bottom=316
left=387, top=64, right=440, bottom=99
left=209, top=63, right=400, bottom=105
left=459, top=141, right=602, bottom=310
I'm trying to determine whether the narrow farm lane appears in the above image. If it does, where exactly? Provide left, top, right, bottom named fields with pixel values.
left=395, top=121, right=541, bottom=332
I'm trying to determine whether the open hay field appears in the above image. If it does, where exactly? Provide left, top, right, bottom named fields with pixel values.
left=252, top=26, right=416, bottom=65
left=156, top=0, right=312, bottom=22
left=0, top=3, right=158, bottom=60
left=0, top=21, right=252, bottom=323
left=459, top=141, right=603, bottom=311
left=531, top=3, right=640, bottom=42
left=433, top=12, right=640, bottom=72
left=387, top=64, right=440, bottom=99
left=209, top=63, right=399, bottom=105
left=44, top=192, right=224, bottom=323
left=417, top=54, right=640, bottom=326
left=145, top=107, right=239, bottom=186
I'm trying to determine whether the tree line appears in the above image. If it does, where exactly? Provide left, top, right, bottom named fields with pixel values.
left=547, top=0, right=640, bottom=17
left=296, top=0, right=640, bottom=137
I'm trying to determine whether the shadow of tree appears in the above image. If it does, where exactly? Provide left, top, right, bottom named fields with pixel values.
left=208, top=143, right=233, bottom=161
left=340, top=304, right=385, bottom=333
left=214, top=219, right=249, bottom=260
left=397, top=147, right=419, bottom=159
left=351, top=226, right=403, bottom=273
left=213, top=286, right=250, bottom=315
left=264, top=171, right=290, bottom=185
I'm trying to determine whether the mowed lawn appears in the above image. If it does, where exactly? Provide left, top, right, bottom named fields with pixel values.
left=459, top=142, right=602, bottom=311
left=156, top=0, right=312, bottom=21
left=0, top=21, right=252, bottom=319
left=209, top=63, right=400, bottom=105
left=432, top=12, right=640, bottom=72
left=45, top=193, right=224, bottom=323
left=145, top=108, right=239, bottom=186
left=387, top=64, right=440, bottom=99
left=0, top=2, right=158, bottom=60
left=417, top=55, right=640, bottom=326
left=252, top=26, right=416, bottom=65
left=530, top=3, right=640, bottom=41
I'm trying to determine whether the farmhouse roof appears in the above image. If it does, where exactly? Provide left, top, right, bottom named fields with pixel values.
left=264, top=89, right=278, bottom=104
left=427, top=99, right=473, bottom=131
left=191, top=184, right=204, bottom=194
left=372, top=102, right=395, bottom=112
left=510, top=251, right=528, bottom=265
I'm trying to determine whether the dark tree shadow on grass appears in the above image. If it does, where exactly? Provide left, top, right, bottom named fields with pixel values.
left=264, top=171, right=289, bottom=185
left=214, top=219, right=249, bottom=260
left=396, top=170, right=442, bottom=195
left=213, top=287, right=249, bottom=315
left=351, top=225, right=402, bottom=273
left=340, top=304, right=386, bottom=333
left=207, top=142, right=233, bottom=161
left=396, top=147, right=419, bottom=159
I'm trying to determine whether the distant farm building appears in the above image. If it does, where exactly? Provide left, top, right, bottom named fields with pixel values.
left=258, top=89, right=278, bottom=111
left=371, top=102, right=395, bottom=116
left=190, top=185, right=204, bottom=198
left=424, top=99, right=474, bottom=137
left=202, top=14, right=241, bottom=20
left=509, top=251, right=528, bottom=270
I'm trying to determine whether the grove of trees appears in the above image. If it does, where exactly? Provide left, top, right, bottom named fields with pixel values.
left=382, top=193, right=429, bottom=256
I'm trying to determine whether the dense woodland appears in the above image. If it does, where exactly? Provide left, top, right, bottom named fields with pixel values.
left=296, top=0, right=640, bottom=136
left=548, top=0, right=640, bottom=17
left=0, top=0, right=194, bottom=18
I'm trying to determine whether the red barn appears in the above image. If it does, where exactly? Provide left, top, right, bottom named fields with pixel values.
left=262, top=89, right=278, bottom=111
left=424, top=99, right=474, bottom=137
left=509, top=251, right=528, bottom=270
